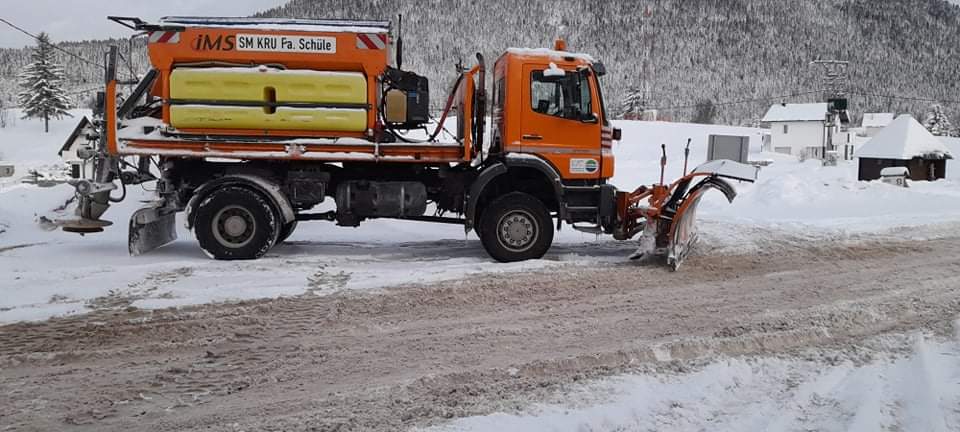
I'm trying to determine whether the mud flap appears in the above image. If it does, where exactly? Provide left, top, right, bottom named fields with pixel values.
left=664, top=177, right=737, bottom=271
left=129, top=205, right=177, bottom=256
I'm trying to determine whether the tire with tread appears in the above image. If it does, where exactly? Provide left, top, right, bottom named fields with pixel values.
left=277, top=221, right=298, bottom=244
left=194, top=186, right=279, bottom=260
left=479, top=192, right=554, bottom=263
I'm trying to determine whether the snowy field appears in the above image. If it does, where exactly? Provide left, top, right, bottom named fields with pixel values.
left=2, top=110, right=960, bottom=322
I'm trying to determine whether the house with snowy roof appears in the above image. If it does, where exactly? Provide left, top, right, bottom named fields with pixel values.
left=855, top=114, right=953, bottom=181
left=861, top=113, right=895, bottom=137
left=761, top=103, right=833, bottom=158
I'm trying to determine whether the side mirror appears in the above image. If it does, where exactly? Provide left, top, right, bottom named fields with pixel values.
left=592, top=61, right=607, bottom=77
left=612, top=127, right=622, bottom=141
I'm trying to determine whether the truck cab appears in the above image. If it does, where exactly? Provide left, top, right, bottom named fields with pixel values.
left=491, top=44, right=617, bottom=183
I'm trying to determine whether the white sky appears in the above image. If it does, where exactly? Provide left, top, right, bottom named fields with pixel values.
left=0, top=0, right=287, bottom=48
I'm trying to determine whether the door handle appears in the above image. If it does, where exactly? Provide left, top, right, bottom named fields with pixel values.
left=522, top=134, right=543, bottom=141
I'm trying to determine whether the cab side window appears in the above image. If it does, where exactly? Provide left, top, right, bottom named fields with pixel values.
left=530, top=70, right=592, bottom=121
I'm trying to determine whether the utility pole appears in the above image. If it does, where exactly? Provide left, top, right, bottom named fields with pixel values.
left=810, top=60, right=850, bottom=165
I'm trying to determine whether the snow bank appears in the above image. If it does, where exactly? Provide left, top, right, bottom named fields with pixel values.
left=427, top=332, right=960, bottom=432
left=610, top=120, right=960, bottom=235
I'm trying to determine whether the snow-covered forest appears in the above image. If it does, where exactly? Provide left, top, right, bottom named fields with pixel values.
left=0, top=0, right=958, bottom=125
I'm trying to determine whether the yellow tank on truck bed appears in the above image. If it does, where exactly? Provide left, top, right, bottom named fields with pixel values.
left=170, top=67, right=368, bottom=104
left=169, top=67, right=369, bottom=132
left=170, top=106, right=368, bottom=131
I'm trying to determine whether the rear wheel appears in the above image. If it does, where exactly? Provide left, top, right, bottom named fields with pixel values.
left=195, top=186, right=279, bottom=260
left=479, top=192, right=554, bottom=263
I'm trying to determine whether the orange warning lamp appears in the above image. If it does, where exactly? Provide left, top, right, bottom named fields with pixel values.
left=554, top=38, right=567, bottom=51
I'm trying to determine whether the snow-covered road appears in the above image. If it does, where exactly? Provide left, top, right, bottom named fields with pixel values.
left=3, top=233, right=960, bottom=431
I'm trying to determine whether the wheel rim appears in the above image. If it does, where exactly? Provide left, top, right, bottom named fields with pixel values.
left=212, top=205, right=257, bottom=249
left=497, top=210, right=539, bottom=253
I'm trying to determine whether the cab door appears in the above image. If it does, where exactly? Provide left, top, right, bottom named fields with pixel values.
left=518, top=63, right=602, bottom=180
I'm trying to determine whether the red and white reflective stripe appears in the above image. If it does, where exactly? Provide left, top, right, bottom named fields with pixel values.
left=148, top=31, right=180, bottom=44
left=356, top=33, right=387, bottom=50
left=601, top=127, right=614, bottom=148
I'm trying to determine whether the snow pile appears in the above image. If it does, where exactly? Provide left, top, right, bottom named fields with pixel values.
left=428, top=331, right=960, bottom=432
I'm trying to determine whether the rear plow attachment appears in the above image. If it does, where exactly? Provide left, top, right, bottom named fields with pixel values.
left=620, top=148, right=759, bottom=271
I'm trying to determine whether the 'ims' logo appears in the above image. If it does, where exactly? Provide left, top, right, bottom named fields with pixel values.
left=192, top=35, right=236, bottom=51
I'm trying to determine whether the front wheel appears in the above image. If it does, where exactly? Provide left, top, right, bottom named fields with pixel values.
left=479, top=192, right=554, bottom=263
left=194, top=186, right=279, bottom=260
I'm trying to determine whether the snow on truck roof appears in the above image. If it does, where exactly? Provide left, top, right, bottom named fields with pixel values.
left=505, top=47, right=596, bottom=63
left=761, top=103, right=828, bottom=122
left=158, top=17, right=391, bottom=34
left=855, top=114, right=954, bottom=160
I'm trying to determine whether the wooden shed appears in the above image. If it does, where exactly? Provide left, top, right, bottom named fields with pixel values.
left=855, top=114, right=953, bottom=181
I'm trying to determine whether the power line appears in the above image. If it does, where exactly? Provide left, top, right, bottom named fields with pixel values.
left=648, top=89, right=960, bottom=113
left=848, top=91, right=960, bottom=105
left=0, top=17, right=105, bottom=69
left=649, top=89, right=825, bottom=112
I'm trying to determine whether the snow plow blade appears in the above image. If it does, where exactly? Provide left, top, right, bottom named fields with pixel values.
left=662, top=176, right=737, bottom=271
left=629, top=159, right=758, bottom=270
left=662, top=160, right=758, bottom=270
left=129, top=204, right=177, bottom=256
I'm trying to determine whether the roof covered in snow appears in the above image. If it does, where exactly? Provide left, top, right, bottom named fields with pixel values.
left=862, top=113, right=895, bottom=128
left=761, top=103, right=828, bottom=123
left=855, top=114, right=954, bottom=160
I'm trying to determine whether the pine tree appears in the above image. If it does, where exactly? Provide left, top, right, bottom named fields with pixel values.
left=17, top=33, right=72, bottom=133
left=620, top=87, right=646, bottom=119
left=692, top=99, right=717, bottom=124
left=923, top=104, right=954, bottom=137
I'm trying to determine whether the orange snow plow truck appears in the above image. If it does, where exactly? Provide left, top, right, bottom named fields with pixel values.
left=58, top=16, right=757, bottom=270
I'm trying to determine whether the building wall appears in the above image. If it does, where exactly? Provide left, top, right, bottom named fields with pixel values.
left=858, top=157, right=948, bottom=181
left=768, top=121, right=825, bottom=156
